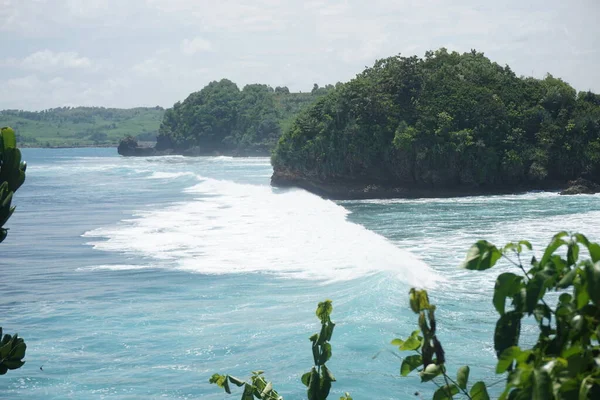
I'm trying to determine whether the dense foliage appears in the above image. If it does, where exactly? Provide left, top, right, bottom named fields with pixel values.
left=272, top=49, right=600, bottom=190
left=0, top=107, right=164, bottom=147
left=0, top=127, right=27, bottom=375
left=157, top=80, right=332, bottom=154
left=397, top=232, right=600, bottom=399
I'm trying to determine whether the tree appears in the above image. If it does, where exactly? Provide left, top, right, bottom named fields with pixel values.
left=0, top=126, right=27, bottom=375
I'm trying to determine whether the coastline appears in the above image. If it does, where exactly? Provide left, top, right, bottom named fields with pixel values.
left=270, top=170, right=574, bottom=200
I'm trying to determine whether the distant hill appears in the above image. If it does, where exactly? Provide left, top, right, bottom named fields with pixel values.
left=151, top=80, right=333, bottom=156
left=0, top=107, right=165, bottom=147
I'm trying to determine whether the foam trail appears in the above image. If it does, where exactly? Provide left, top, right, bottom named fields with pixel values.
left=147, top=171, right=196, bottom=179
left=84, top=176, right=439, bottom=286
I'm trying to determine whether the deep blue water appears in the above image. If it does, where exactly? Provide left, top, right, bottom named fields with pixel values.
left=2, top=148, right=600, bottom=399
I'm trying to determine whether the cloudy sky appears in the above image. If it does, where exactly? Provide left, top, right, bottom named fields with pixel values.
left=1, top=0, right=599, bottom=110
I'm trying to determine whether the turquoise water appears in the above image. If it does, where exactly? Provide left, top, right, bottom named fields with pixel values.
left=2, top=148, right=600, bottom=399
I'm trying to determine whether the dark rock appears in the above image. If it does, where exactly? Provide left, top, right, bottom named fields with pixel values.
left=270, top=169, right=548, bottom=200
left=560, top=178, right=600, bottom=195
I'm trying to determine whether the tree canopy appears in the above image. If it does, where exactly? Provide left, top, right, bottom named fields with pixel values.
left=272, top=49, right=600, bottom=190
left=156, top=80, right=333, bottom=154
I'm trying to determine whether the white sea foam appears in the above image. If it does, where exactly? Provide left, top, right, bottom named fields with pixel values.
left=147, top=171, right=197, bottom=179
left=76, top=264, right=155, bottom=272
left=83, top=176, right=440, bottom=286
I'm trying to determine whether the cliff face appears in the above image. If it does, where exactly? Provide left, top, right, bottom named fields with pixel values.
left=270, top=49, right=600, bottom=199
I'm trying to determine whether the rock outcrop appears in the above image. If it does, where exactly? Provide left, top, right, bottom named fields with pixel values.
left=560, top=178, right=600, bottom=195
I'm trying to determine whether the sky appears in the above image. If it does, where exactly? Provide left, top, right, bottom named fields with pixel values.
left=1, top=0, right=599, bottom=110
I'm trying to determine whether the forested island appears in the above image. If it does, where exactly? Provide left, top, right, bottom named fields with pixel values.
left=118, top=81, right=333, bottom=156
left=1, top=107, right=164, bottom=147
left=271, top=49, right=600, bottom=198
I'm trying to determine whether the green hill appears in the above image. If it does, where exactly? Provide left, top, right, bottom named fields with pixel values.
left=1, top=107, right=165, bottom=147
left=154, top=81, right=333, bottom=155
left=271, top=48, right=600, bottom=198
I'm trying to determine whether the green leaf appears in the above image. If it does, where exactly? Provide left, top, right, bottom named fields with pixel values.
left=525, top=273, right=547, bottom=314
left=419, top=363, right=442, bottom=382
left=10, top=342, right=26, bottom=359
left=567, top=242, right=580, bottom=266
left=400, top=331, right=422, bottom=351
left=208, top=374, right=231, bottom=394
left=400, top=355, right=422, bottom=376
left=585, top=262, right=600, bottom=306
left=319, top=365, right=334, bottom=399
left=532, top=369, right=552, bottom=400
left=462, top=240, right=502, bottom=271
left=409, top=288, right=431, bottom=313
left=318, top=342, right=332, bottom=364
left=318, top=321, right=335, bottom=345
left=1, top=127, right=16, bottom=149
left=470, top=381, right=490, bottom=400
left=228, top=376, right=246, bottom=387
left=587, top=243, right=600, bottom=263
left=494, top=273, right=523, bottom=315
left=391, top=338, right=404, bottom=347
left=497, top=346, right=520, bottom=373
left=576, top=282, right=590, bottom=308
left=540, top=234, right=567, bottom=266
left=307, top=368, right=320, bottom=400
left=3, top=360, right=24, bottom=370
left=261, top=381, right=273, bottom=397
left=433, top=384, right=459, bottom=400
left=241, top=383, right=254, bottom=400
left=457, top=365, right=470, bottom=389
left=494, top=311, right=522, bottom=358
left=519, top=241, right=533, bottom=251
left=301, top=371, right=311, bottom=387
left=558, top=267, right=578, bottom=289
left=316, top=300, right=333, bottom=323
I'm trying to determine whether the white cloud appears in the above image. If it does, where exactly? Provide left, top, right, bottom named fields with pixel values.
left=1, top=0, right=599, bottom=109
left=181, top=37, right=212, bottom=55
left=21, top=50, right=93, bottom=70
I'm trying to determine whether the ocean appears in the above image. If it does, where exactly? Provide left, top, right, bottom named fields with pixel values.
left=2, top=148, right=599, bottom=399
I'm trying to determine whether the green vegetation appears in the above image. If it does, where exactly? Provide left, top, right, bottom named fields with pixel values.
left=0, top=127, right=27, bottom=375
left=211, top=232, right=600, bottom=399
left=156, top=80, right=332, bottom=154
left=272, top=49, right=600, bottom=193
left=397, top=233, right=600, bottom=399
left=211, top=300, right=351, bottom=400
left=0, top=107, right=164, bottom=147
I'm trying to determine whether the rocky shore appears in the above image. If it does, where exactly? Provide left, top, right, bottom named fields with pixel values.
left=271, top=170, right=598, bottom=200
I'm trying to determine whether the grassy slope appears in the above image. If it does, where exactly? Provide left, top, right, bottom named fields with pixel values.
left=1, top=91, right=320, bottom=148
left=1, top=107, right=164, bottom=147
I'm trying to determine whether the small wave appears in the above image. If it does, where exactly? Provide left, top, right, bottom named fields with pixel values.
left=76, top=264, right=155, bottom=271
left=147, top=171, right=197, bottom=180
left=347, top=191, right=560, bottom=205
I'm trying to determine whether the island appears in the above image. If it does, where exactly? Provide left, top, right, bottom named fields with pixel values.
left=118, top=80, right=333, bottom=157
left=270, top=49, right=600, bottom=198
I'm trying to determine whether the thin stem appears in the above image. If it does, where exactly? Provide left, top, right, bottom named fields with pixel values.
left=444, top=374, right=472, bottom=400
left=442, top=370, right=454, bottom=399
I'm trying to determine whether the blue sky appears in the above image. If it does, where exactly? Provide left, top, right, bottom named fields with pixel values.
left=1, top=0, right=599, bottom=110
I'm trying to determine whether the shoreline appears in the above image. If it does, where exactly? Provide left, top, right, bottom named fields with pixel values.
left=270, top=170, right=580, bottom=200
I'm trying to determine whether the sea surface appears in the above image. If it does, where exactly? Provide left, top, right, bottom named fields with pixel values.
left=2, top=148, right=600, bottom=399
